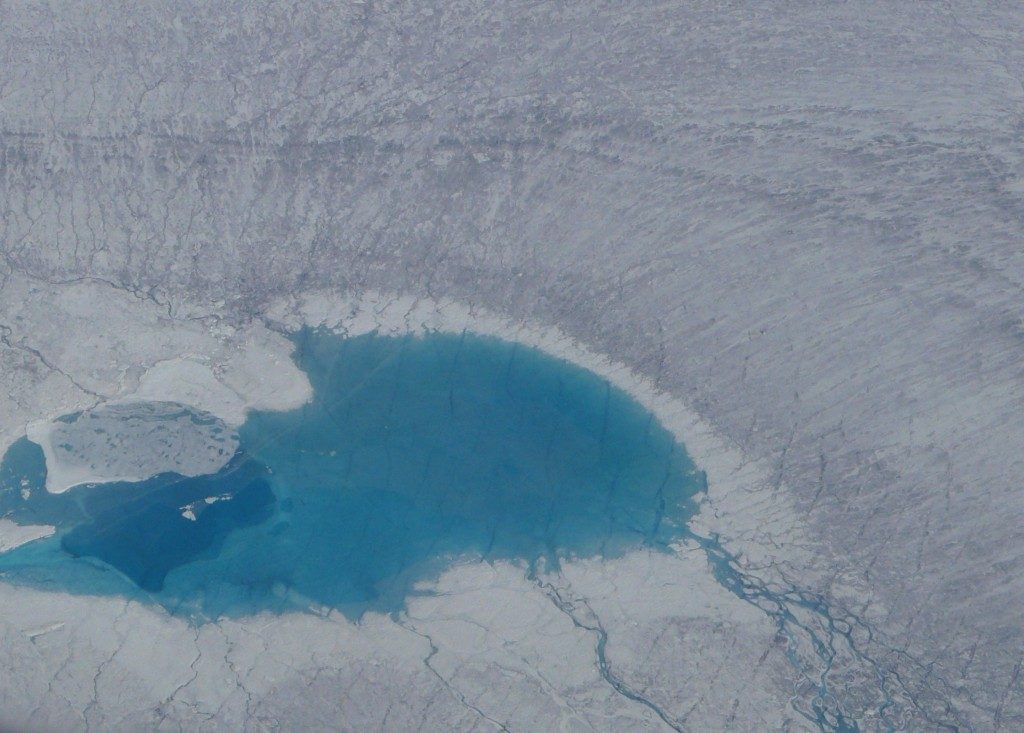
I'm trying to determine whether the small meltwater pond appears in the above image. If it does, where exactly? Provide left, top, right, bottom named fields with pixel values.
left=0, top=329, right=703, bottom=619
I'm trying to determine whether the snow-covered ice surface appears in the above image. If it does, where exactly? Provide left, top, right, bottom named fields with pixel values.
left=2, top=1, right=1023, bottom=730
left=26, top=401, right=240, bottom=494
left=0, top=519, right=54, bottom=554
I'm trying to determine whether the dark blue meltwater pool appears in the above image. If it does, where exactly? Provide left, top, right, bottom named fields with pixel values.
left=0, top=329, right=703, bottom=619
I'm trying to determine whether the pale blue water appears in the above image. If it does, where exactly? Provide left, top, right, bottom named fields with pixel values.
left=0, top=329, right=702, bottom=619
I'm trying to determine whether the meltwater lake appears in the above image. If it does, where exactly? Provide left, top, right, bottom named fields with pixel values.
left=0, top=329, right=702, bottom=619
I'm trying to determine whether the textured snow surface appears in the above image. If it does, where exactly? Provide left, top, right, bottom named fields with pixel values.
left=26, top=401, right=239, bottom=494
left=2, top=1, right=1023, bottom=730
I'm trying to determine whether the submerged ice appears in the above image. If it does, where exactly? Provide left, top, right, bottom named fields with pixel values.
left=0, top=329, right=702, bottom=618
